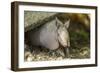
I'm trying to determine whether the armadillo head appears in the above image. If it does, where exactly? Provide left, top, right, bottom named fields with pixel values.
left=56, top=17, right=70, bottom=47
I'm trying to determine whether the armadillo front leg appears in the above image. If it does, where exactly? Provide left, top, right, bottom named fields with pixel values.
left=65, top=39, right=70, bottom=58
left=64, top=47, right=70, bottom=58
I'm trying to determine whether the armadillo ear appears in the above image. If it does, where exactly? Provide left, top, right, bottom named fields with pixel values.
left=64, top=19, right=70, bottom=28
left=56, top=17, right=63, bottom=25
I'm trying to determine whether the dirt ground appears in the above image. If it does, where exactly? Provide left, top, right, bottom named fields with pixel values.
left=24, top=45, right=90, bottom=62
